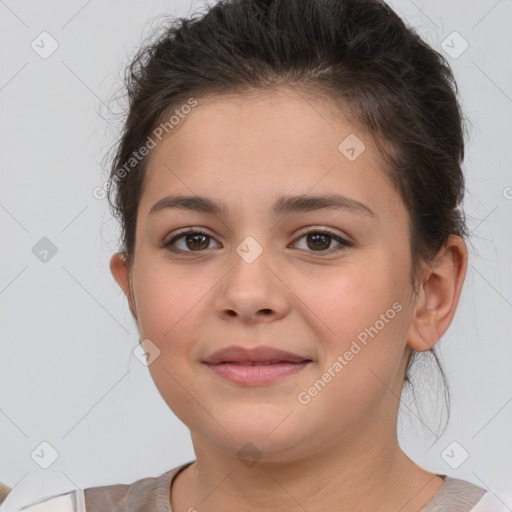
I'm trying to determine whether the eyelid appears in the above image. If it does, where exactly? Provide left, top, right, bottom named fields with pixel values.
left=293, top=225, right=351, bottom=242
left=165, top=226, right=216, bottom=241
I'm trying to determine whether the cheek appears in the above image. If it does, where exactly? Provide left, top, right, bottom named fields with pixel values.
left=132, top=260, right=213, bottom=341
left=305, top=258, right=411, bottom=382
left=300, top=256, right=405, bottom=333
left=136, top=265, right=209, bottom=415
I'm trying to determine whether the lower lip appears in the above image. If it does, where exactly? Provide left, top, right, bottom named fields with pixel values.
left=204, top=362, right=311, bottom=385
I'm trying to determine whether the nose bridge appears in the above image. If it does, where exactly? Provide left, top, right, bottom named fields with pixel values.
left=227, top=234, right=273, bottom=297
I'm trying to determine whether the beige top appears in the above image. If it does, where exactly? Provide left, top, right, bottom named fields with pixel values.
left=8, top=462, right=509, bottom=512
left=82, top=461, right=495, bottom=512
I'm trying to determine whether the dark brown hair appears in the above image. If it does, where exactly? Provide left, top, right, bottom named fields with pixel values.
left=106, top=0, right=470, bottom=438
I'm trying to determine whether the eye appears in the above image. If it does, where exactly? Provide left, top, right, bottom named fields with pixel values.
left=163, top=228, right=221, bottom=253
left=291, top=228, right=352, bottom=254
left=162, top=227, right=352, bottom=255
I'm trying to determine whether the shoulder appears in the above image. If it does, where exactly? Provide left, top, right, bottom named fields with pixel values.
left=83, top=471, right=168, bottom=512
left=421, top=475, right=510, bottom=512
left=2, top=462, right=193, bottom=512
left=83, top=462, right=192, bottom=512
left=0, top=489, right=85, bottom=512
left=469, top=489, right=512, bottom=512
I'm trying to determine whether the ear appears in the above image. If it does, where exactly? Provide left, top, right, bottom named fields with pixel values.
left=407, top=235, right=468, bottom=352
left=110, top=252, right=138, bottom=320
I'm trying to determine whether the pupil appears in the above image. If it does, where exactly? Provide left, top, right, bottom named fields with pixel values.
left=186, top=234, right=209, bottom=250
left=307, top=233, right=330, bottom=251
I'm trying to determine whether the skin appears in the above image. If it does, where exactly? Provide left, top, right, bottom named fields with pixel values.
left=110, top=87, right=468, bottom=512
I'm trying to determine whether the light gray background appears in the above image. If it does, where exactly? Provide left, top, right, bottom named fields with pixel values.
left=1, top=0, right=511, bottom=508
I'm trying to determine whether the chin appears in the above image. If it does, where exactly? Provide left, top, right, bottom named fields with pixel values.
left=214, top=415, right=306, bottom=456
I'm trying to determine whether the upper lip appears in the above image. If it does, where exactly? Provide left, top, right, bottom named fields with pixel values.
left=203, top=345, right=312, bottom=364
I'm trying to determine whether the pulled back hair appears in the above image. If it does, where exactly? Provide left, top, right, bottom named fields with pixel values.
left=106, top=0, right=470, bottom=439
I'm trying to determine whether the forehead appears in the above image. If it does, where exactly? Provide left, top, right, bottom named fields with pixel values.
left=139, top=88, right=405, bottom=222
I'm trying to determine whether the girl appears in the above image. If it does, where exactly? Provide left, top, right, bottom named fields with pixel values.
left=5, top=0, right=508, bottom=510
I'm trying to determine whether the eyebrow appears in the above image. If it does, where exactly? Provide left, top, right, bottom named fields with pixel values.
left=148, top=193, right=377, bottom=218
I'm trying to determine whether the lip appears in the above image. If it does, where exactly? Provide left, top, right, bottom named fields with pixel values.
left=203, top=345, right=311, bottom=365
left=202, top=345, right=312, bottom=386
left=205, top=361, right=311, bottom=385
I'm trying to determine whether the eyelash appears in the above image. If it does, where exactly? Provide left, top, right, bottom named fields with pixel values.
left=162, top=227, right=353, bottom=255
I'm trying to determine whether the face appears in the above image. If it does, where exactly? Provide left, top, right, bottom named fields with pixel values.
left=111, top=88, right=427, bottom=462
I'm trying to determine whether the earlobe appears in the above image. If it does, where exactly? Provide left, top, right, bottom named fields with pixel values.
left=110, top=252, right=138, bottom=320
left=407, top=235, right=468, bottom=352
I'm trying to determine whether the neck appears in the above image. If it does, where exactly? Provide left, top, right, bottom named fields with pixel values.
left=171, top=429, right=443, bottom=512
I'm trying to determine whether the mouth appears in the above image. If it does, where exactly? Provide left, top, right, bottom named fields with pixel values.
left=208, top=360, right=310, bottom=366
left=202, top=345, right=313, bottom=385
left=202, top=345, right=312, bottom=365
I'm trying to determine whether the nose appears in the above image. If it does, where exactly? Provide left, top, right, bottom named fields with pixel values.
left=213, top=244, right=291, bottom=324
